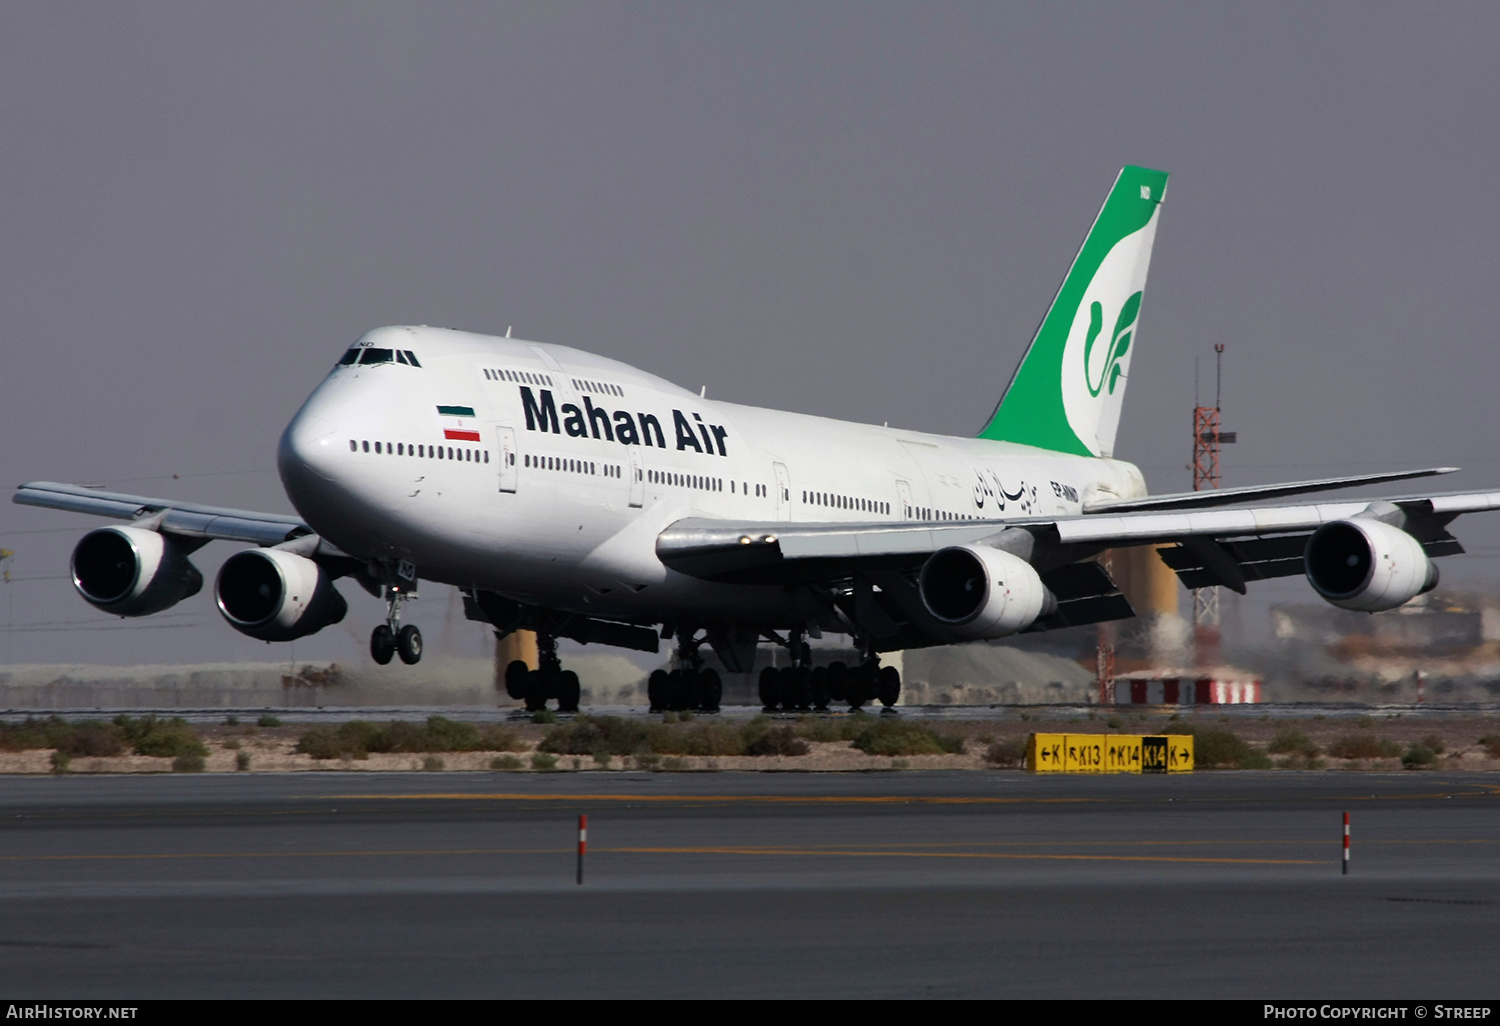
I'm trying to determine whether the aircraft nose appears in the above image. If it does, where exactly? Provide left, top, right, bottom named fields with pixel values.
left=278, top=406, right=340, bottom=487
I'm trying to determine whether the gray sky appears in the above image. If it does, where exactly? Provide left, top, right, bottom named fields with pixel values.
left=5, top=2, right=1500, bottom=666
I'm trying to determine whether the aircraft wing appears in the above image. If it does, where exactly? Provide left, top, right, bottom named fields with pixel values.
left=656, top=487, right=1500, bottom=645
left=1082, top=467, right=1457, bottom=513
left=11, top=480, right=330, bottom=550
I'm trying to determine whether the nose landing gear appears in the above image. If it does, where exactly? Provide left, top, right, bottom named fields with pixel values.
left=370, top=583, right=422, bottom=666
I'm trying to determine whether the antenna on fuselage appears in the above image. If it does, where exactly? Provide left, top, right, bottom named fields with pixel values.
left=700, top=386, right=706, bottom=398
left=506, top=326, right=512, bottom=338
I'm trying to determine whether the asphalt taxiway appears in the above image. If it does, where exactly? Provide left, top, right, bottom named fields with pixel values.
left=0, top=771, right=1496, bottom=998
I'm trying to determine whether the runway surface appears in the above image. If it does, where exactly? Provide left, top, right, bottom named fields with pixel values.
left=1, top=771, right=1497, bottom=998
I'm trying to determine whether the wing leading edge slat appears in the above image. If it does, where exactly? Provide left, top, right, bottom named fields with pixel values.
left=13, top=481, right=313, bottom=547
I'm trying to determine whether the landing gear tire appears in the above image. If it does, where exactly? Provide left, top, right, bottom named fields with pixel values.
left=846, top=664, right=871, bottom=710
left=504, top=660, right=531, bottom=701
left=788, top=666, right=811, bottom=711
left=524, top=669, right=552, bottom=712
left=681, top=668, right=702, bottom=711
left=758, top=666, right=780, bottom=711
left=699, top=668, right=723, bottom=712
left=397, top=625, right=423, bottom=665
left=809, top=666, right=829, bottom=711
left=826, top=661, right=848, bottom=703
left=370, top=625, right=395, bottom=665
left=878, top=665, right=901, bottom=708
left=647, top=669, right=669, bottom=712
left=778, top=667, right=796, bottom=711
left=558, top=670, right=581, bottom=713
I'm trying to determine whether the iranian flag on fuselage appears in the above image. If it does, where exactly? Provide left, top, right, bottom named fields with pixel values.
left=437, top=405, right=481, bottom=442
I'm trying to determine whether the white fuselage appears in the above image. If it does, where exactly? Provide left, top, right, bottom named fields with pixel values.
left=277, top=326, right=1147, bottom=626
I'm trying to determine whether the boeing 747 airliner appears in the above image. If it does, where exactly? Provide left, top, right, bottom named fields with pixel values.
left=18, top=167, right=1497, bottom=711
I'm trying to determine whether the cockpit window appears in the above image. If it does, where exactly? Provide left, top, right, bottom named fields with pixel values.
left=337, top=346, right=420, bottom=368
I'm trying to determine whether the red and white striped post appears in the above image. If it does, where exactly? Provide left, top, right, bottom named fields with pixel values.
left=1344, top=810, right=1356, bottom=876
left=577, top=814, right=587, bottom=885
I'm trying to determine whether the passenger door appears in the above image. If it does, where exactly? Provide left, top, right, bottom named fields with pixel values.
left=773, top=462, right=791, bottom=522
left=494, top=425, right=518, bottom=493
left=628, top=449, right=644, bottom=508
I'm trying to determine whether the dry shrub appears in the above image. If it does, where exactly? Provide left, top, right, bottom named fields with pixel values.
left=296, top=717, right=523, bottom=759
left=984, top=738, right=1027, bottom=767
left=112, top=716, right=207, bottom=759
left=0, top=718, right=129, bottom=757
left=1328, top=734, right=1401, bottom=760
left=852, top=720, right=963, bottom=757
left=745, top=725, right=809, bottom=756
left=1268, top=728, right=1320, bottom=758
left=794, top=714, right=871, bottom=743
left=540, top=717, right=652, bottom=757
left=1160, top=724, right=1256, bottom=768
left=650, top=721, right=746, bottom=756
left=1401, top=744, right=1437, bottom=769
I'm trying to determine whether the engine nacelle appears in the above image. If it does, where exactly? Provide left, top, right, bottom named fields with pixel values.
left=918, top=544, right=1055, bottom=639
left=71, top=526, right=202, bottom=617
left=215, top=548, right=348, bottom=642
left=1305, top=517, right=1438, bottom=612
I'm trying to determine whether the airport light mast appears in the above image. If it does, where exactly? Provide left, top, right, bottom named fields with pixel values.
left=1192, top=345, right=1235, bottom=665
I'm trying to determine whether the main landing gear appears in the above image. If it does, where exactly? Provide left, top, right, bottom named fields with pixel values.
left=757, top=629, right=899, bottom=713
left=502, top=628, right=581, bottom=713
left=370, top=585, right=422, bottom=666
left=646, top=628, right=723, bottom=713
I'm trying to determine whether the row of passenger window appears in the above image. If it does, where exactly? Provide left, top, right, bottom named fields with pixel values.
left=524, top=454, right=622, bottom=479
left=484, top=367, right=554, bottom=387
left=903, top=504, right=978, bottom=522
left=351, top=439, right=490, bottom=464
left=806, top=490, right=889, bottom=516
left=647, top=469, right=772, bottom=497
left=649, top=469, right=723, bottom=492
left=570, top=377, right=625, bottom=397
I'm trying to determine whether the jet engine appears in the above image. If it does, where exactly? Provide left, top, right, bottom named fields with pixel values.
left=215, top=548, right=348, bottom=642
left=1304, top=518, right=1437, bottom=612
left=917, top=544, right=1055, bottom=639
left=71, top=526, right=203, bottom=617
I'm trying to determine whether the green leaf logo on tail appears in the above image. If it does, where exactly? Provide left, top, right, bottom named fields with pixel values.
left=1083, top=290, right=1141, bottom=398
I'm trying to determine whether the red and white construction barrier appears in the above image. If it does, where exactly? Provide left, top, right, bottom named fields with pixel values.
left=1113, top=677, right=1262, bottom=705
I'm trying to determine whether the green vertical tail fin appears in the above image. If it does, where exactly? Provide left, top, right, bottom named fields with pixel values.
left=978, top=166, right=1169, bottom=457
